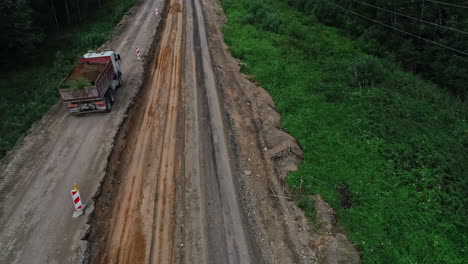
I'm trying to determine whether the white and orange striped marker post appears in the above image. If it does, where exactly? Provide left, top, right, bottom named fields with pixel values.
left=71, top=184, right=85, bottom=218
left=135, top=46, right=141, bottom=60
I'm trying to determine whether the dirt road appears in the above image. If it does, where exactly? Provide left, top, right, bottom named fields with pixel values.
left=179, top=0, right=256, bottom=262
left=1, top=0, right=320, bottom=263
left=88, top=0, right=317, bottom=263
left=0, top=0, right=164, bottom=263
left=89, top=0, right=184, bottom=262
left=88, top=0, right=256, bottom=262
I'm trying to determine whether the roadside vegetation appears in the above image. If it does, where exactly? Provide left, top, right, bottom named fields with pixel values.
left=310, top=0, right=468, bottom=99
left=0, top=0, right=135, bottom=158
left=219, top=0, right=467, bottom=263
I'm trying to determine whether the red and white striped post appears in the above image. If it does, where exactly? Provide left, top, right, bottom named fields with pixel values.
left=71, top=184, right=85, bottom=218
left=135, top=46, right=141, bottom=60
left=155, top=8, right=159, bottom=16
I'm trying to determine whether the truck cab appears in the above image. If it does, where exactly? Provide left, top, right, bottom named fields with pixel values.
left=81, top=50, right=122, bottom=79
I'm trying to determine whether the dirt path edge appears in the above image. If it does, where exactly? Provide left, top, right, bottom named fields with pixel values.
left=201, top=0, right=361, bottom=263
left=78, top=1, right=170, bottom=263
left=200, top=0, right=315, bottom=262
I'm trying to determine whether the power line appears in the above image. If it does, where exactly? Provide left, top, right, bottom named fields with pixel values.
left=352, top=0, right=468, bottom=35
left=321, top=0, right=468, bottom=56
left=426, top=0, right=468, bottom=9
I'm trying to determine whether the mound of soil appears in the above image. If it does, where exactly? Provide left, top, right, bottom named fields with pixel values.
left=68, top=62, right=106, bottom=83
left=312, top=194, right=360, bottom=264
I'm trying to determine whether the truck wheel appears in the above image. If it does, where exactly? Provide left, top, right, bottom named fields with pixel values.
left=117, top=72, right=123, bottom=88
left=109, top=89, right=115, bottom=104
left=105, top=96, right=112, bottom=112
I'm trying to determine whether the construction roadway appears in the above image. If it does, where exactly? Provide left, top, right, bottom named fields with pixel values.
left=0, top=0, right=317, bottom=263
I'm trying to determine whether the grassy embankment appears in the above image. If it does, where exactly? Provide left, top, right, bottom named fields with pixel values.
left=219, top=0, right=467, bottom=263
left=0, top=0, right=135, bottom=158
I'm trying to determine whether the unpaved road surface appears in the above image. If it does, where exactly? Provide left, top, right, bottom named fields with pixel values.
left=88, top=0, right=256, bottom=262
left=178, top=0, right=255, bottom=262
left=0, top=0, right=164, bottom=263
left=89, top=0, right=317, bottom=263
left=1, top=0, right=320, bottom=263
left=91, top=0, right=184, bottom=262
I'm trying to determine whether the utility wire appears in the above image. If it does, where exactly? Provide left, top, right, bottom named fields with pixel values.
left=426, top=0, right=468, bottom=9
left=321, top=0, right=468, bottom=56
left=352, top=0, right=468, bottom=35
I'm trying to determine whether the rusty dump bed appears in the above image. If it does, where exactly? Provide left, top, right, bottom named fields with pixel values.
left=66, top=62, right=107, bottom=84
left=59, top=59, right=113, bottom=103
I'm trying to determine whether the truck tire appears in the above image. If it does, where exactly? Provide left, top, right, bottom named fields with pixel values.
left=109, top=89, right=115, bottom=104
left=117, top=72, right=123, bottom=88
left=105, top=96, right=112, bottom=112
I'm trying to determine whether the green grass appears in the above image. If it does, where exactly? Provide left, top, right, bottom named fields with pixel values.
left=219, top=0, right=467, bottom=263
left=60, top=78, right=93, bottom=91
left=0, top=0, right=135, bottom=158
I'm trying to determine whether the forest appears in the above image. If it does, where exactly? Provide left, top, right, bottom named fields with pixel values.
left=283, top=0, right=468, bottom=99
left=0, top=0, right=134, bottom=158
left=1, top=0, right=134, bottom=66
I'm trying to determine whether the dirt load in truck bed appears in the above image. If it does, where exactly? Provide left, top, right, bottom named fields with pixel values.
left=67, top=62, right=107, bottom=84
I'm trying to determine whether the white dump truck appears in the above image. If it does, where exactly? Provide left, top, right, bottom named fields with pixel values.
left=59, top=50, right=122, bottom=114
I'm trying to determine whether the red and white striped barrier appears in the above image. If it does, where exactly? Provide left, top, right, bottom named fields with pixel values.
left=135, top=46, right=141, bottom=60
left=155, top=8, right=159, bottom=16
left=71, top=184, right=85, bottom=218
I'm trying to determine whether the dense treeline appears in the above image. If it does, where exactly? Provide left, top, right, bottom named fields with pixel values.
left=0, top=0, right=42, bottom=64
left=0, top=0, right=134, bottom=158
left=0, top=0, right=126, bottom=66
left=282, top=0, right=468, bottom=99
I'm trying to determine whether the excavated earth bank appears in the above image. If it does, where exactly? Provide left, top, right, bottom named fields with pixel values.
left=80, top=1, right=171, bottom=262
left=196, top=1, right=316, bottom=262
left=84, top=1, right=174, bottom=263
left=85, top=0, right=360, bottom=263
left=197, top=0, right=361, bottom=263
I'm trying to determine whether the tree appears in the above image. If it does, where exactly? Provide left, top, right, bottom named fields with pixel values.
left=0, top=0, right=44, bottom=65
left=287, top=0, right=468, bottom=99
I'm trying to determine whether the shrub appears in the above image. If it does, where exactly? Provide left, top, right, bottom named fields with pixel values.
left=60, top=78, right=92, bottom=90
left=352, top=56, right=386, bottom=87
left=261, top=13, right=282, bottom=33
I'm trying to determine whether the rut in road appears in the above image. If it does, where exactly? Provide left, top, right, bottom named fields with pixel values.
left=90, top=0, right=260, bottom=262
left=92, top=0, right=184, bottom=263
left=176, top=0, right=257, bottom=262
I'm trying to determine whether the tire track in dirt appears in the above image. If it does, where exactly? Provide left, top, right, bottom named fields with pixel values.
left=149, top=4, right=183, bottom=262
left=90, top=0, right=184, bottom=263
left=175, top=0, right=259, bottom=263
left=178, top=0, right=228, bottom=261
left=191, top=0, right=322, bottom=262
